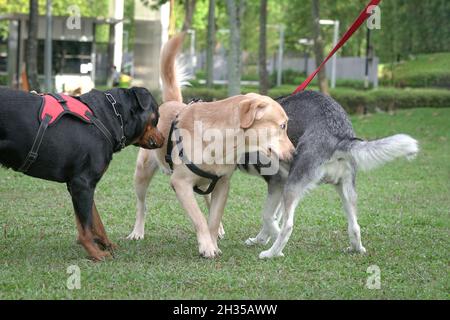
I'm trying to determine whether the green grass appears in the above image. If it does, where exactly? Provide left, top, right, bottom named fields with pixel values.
left=381, top=52, right=450, bottom=88
left=0, top=108, right=449, bottom=299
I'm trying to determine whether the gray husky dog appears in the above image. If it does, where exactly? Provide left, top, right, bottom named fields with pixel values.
left=241, top=90, right=418, bottom=259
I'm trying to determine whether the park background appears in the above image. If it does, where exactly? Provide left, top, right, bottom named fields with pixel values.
left=0, top=0, right=449, bottom=299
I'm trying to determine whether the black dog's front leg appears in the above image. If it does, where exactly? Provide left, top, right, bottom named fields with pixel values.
left=68, top=177, right=111, bottom=261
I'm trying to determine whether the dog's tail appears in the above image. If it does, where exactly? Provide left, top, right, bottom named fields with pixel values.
left=160, top=32, right=189, bottom=103
left=343, top=134, right=419, bottom=171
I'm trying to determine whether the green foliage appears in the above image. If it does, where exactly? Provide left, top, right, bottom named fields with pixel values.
left=182, top=86, right=228, bottom=102
left=269, top=69, right=306, bottom=88
left=283, top=0, right=368, bottom=57
left=333, top=88, right=450, bottom=113
left=2, top=0, right=448, bottom=66
left=372, top=0, right=450, bottom=63
left=0, top=0, right=109, bottom=16
left=123, top=0, right=135, bottom=52
left=381, top=53, right=450, bottom=88
left=281, top=0, right=450, bottom=63
left=185, top=0, right=450, bottom=65
left=0, top=74, right=7, bottom=85
left=182, top=86, right=450, bottom=114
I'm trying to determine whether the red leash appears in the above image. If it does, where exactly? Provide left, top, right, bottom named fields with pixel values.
left=292, top=0, right=381, bottom=94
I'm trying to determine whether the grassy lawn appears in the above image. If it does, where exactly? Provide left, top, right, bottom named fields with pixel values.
left=0, top=108, right=449, bottom=299
left=381, top=52, right=450, bottom=88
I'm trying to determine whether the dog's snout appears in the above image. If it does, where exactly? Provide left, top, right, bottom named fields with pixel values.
left=154, top=131, right=165, bottom=147
left=148, top=138, right=156, bottom=148
left=275, top=137, right=295, bottom=162
left=147, top=136, right=163, bottom=149
left=138, top=125, right=165, bottom=150
left=148, top=130, right=165, bottom=149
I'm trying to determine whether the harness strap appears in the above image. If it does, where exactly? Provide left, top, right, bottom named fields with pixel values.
left=47, top=93, right=69, bottom=111
left=165, top=119, right=177, bottom=170
left=165, top=118, right=222, bottom=195
left=186, top=162, right=221, bottom=195
left=85, top=111, right=114, bottom=148
left=18, top=114, right=52, bottom=173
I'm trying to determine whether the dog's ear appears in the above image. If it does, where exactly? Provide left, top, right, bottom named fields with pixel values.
left=131, top=87, right=156, bottom=111
left=239, top=98, right=268, bottom=129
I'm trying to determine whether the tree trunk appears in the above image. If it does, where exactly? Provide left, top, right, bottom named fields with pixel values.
left=311, top=0, right=329, bottom=94
left=182, top=0, right=197, bottom=32
left=206, top=0, right=215, bottom=88
left=258, top=0, right=268, bottom=94
left=26, top=0, right=40, bottom=91
left=226, top=0, right=241, bottom=96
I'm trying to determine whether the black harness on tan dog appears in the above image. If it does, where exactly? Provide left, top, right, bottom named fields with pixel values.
left=165, top=101, right=222, bottom=195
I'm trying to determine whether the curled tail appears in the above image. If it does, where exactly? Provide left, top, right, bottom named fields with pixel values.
left=160, top=32, right=189, bottom=103
left=346, top=134, right=419, bottom=171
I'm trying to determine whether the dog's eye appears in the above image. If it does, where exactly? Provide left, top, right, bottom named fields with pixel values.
left=280, top=123, right=287, bottom=130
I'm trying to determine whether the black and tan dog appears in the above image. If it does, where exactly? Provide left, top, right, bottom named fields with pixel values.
left=0, top=86, right=164, bottom=261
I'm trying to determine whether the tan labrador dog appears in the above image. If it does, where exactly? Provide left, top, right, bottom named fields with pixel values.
left=127, top=33, right=294, bottom=258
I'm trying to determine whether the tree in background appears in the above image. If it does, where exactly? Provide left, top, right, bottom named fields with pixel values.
left=25, top=0, right=40, bottom=91
left=311, top=0, right=328, bottom=94
left=181, top=0, right=196, bottom=31
left=225, top=0, right=241, bottom=96
left=258, top=0, right=268, bottom=94
left=206, top=0, right=215, bottom=88
left=143, top=0, right=196, bottom=36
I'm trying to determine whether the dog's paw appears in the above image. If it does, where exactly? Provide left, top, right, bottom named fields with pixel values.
left=344, top=246, right=367, bottom=254
left=126, top=230, right=145, bottom=240
left=245, top=237, right=258, bottom=246
left=199, top=243, right=220, bottom=259
left=90, top=250, right=112, bottom=262
left=108, top=242, right=119, bottom=250
left=94, top=238, right=118, bottom=252
left=245, top=236, right=270, bottom=246
left=259, top=250, right=284, bottom=259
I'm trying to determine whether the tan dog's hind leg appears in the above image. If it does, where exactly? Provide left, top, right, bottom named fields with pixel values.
left=207, top=177, right=230, bottom=252
left=128, top=149, right=158, bottom=240
left=171, top=177, right=219, bottom=258
left=204, top=194, right=225, bottom=239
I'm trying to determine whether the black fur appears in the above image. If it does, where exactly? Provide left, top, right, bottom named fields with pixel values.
left=0, top=86, right=160, bottom=240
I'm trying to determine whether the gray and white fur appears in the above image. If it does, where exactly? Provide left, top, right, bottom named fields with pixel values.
left=240, top=90, right=418, bottom=259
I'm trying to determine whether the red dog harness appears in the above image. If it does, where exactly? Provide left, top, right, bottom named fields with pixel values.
left=18, top=93, right=114, bottom=172
left=40, top=93, right=93, bottom=125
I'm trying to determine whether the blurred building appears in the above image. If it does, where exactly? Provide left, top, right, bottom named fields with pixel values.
left=0, top=0, right=168, bottom=92
left=0, top=13, right=120, bottom=92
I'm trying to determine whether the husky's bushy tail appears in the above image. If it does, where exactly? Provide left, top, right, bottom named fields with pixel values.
left=345, top=134, right=419, bottom=171
left=160, top=33, right=190, bottom=103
